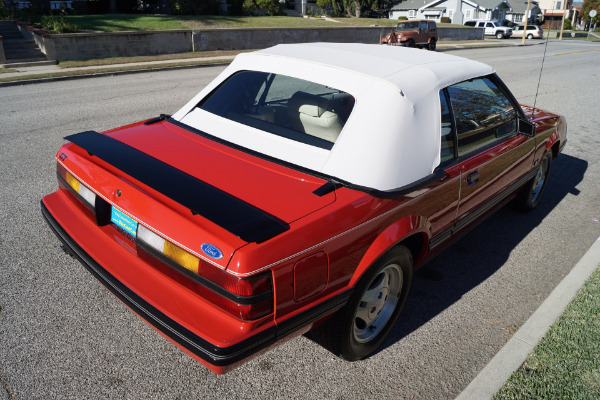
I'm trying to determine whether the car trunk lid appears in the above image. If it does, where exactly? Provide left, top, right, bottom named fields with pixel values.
left=61, top=120, right=336, bottom=267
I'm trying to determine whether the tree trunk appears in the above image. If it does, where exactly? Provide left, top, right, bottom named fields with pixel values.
left=354, top=0, right=361, bottom=17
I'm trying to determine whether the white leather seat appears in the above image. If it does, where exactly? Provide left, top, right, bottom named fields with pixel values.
left=288, top=92, right=343, bottom=143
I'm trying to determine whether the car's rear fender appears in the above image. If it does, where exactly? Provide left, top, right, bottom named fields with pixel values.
left=348, top=216, right=428, bottom=287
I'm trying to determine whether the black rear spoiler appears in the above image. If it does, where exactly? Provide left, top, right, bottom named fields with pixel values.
left=65, top=131, right=289, bottom=243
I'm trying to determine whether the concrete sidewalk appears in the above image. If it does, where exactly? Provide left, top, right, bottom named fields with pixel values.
left=0, top=39, right=527, bottom=87
left=457, top=236, right=600, bottom=399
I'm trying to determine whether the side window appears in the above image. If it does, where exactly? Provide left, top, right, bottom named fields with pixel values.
left=439, top=91, right=455, bottom=163
left=446, top=76, right=517, bottom=156
left=486, top=22, right=494, bottom=28
left=420, top=21, right=427, bottom=31
left=428, top=22, right=436, bottom=31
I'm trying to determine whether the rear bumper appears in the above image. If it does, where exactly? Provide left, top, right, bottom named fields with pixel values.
left=41, top=197, right=351, bottom=373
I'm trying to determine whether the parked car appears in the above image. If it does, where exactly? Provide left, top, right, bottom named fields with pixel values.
left=381, top=19, right=438, bottom=50
left=512, top=24, right=544, bottom=39
left=41, top=43, right=566, bottom=375
left=466, top=20, right=513, bottom=38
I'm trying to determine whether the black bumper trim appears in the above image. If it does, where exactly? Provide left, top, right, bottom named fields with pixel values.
left=41, top=200, right=351, bottom=367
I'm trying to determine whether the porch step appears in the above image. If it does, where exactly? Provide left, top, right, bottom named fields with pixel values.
left=0, top=20, right=49, bottom=64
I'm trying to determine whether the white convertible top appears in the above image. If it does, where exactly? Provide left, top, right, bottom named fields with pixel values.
left=173, top=43, right=495, bottom=191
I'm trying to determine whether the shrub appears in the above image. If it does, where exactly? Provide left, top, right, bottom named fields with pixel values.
left=40, top=14, right=78, bottom=33
left=398, top=16, right=407, bottom=20
left=242, top=0, right=284, bottom=15
left=169, top=0, right=220, bottom=15
left=257, top=0, right=285, bottom=15
left=0, top=0, right=19, bottom=20
left=440, top=17, right=451, bottom=23
left=242, top=0, right=257, bottom=15
left=564, top=18, right=572, bottom=30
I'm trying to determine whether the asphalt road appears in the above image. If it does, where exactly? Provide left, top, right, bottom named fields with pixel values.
left=1, top=41, right=599, bottom=400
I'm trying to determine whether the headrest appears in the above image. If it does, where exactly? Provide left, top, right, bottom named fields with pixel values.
left=288, top=92, right=328, bottom=117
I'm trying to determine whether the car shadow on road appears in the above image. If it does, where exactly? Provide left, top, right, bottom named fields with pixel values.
left=377, top=152, right=587, bottom=355
left=306, top=152, right=587, bottom=358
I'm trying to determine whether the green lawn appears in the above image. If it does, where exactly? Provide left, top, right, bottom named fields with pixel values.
left=64, top=14, right=188, bottom=31
left=63, top=14, right=400, bottom=32
left=493, top=266, right=600, bottom=399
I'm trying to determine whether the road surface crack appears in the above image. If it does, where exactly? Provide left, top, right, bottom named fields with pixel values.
left=0, top=304, right=17, bottom=400
left=0, top=368, right=17, bottom=400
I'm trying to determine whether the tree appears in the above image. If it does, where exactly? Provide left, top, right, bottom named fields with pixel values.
left=316, top=0, right=393, bottom=17
left=582, top=0, right=600, bottom=24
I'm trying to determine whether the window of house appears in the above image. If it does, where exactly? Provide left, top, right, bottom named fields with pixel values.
left=445, top=76, right=518, bottom=156
left=556, top=1, right=562, bottom=9
left=465, top=9, right=472, bottom=19
left=408, top=10, right=416, bottom=17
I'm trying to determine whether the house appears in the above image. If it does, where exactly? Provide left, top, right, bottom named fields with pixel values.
left=389, top=0, right=542, bottom=25
left=536, top=0, right=573, bottom=29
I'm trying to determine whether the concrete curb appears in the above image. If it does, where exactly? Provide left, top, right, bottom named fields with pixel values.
left=456, top=234, right=600, bottom=400
left=0, top=62, right=231, bottom=88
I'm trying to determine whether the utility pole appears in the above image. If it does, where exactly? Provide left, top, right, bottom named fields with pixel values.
left=559, top=0, right=568, bottom=40
left=522, top=0, right=532, bottom=45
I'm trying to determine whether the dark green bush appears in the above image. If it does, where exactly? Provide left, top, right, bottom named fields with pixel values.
left=242, top=0, right=284, bottom=16
left=440, top=16, right=451, bottom=23
left=169, top=0, right=219, bottom=15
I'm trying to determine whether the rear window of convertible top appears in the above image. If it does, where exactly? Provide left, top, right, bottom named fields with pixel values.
left=198, top=71, right=355, bottom=150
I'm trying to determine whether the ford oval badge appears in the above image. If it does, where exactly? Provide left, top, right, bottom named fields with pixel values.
left=201, top=243, right=223, bottom=259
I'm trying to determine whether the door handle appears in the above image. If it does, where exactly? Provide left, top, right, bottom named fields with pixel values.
left=466, top=171, right=479, bottom=186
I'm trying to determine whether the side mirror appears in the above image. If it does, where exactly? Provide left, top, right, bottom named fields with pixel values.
left=518, top=117, right=536, bottom=137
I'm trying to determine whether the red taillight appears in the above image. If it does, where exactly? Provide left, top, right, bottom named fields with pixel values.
left=196, top=260, right=273, bottom=320
left=194, top=275, right=273, bottom=321
left=197, top=261, right=271, bottom=297
left=138, top=242, right=273, bottom=320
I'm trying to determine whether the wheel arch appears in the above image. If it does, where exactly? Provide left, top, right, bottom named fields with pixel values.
left=348, top=216, right=429, bottom=287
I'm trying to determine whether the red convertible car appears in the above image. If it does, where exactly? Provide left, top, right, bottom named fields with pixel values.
left=41, top=43, right=567, bottom=374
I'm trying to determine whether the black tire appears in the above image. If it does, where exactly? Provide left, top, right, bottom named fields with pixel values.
left=513, top=152, right=552, bottom=211
left=310, top=246, right=413, bottom=361
left=496, top=32, right=504, bottom=39
left=405, top=39, right=415, bottom=48
left=428, top=39, right=437, bottom=51
left=527, top=33, right=534, bottom=39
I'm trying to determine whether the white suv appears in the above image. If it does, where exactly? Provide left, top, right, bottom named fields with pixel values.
left=469, top=20, right=513, bottom=39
